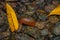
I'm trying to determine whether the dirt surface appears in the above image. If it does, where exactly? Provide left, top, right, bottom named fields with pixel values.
left=0, top=0, right=60, bottom=40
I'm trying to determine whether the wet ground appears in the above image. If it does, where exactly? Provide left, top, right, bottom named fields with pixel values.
left=0, top=0, right=60, bottom=40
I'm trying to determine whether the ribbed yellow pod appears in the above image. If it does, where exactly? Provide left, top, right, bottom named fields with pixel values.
left=48, top=5, right=60, bottom=16
left=6, top=3, right=19, bottom=32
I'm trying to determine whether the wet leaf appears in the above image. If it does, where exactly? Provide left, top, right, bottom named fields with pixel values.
left=6, top=3, right=19, bottom=32
left=19, top=17, right=36, bottom=26
left=37, top=10, right=46, bottom=13
left=48, top=5, right=60, bottom=16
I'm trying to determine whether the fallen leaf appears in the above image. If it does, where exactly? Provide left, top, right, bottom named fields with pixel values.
left=6, top=3, right=19, bottom=32
left=48, top=5, right=60, bottom=16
